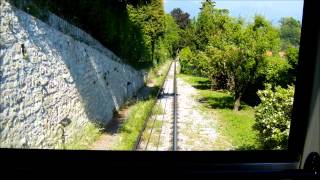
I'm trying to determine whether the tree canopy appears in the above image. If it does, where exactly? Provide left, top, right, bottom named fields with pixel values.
left=14, top=0, right=169, bottom=68
left=177, top=0, right=298, bottom=111
left=170, top=8, right=190, bottom=29
left=279, top=17, right=301, bottom=49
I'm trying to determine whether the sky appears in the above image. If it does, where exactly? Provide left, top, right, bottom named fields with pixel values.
left=164, top=0, right=304, bottom=25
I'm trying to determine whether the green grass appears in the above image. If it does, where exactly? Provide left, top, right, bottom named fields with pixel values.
left=152, top=104, right=164, bottom=115
left=179, top=73, right=260, bottom=150
left=63, top=121, right=102, bottom=150
left=217, top=109, right=258, bottom=150
left=148, top=60, right=172, bottom=86
left=178, top=73, right=211, bottom=90
left=117, top=99, right=156, bottom=150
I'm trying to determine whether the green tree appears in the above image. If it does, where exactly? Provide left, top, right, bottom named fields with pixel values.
left=279, top=17, right=301, bottom=49
left=181, top=0, right=283, bottom=111
left=179, top=47, right=195, bottom=74
left=195, top=0, right=217, bottom=50
left=155, top=14, right=181, bottom=63
left=206, top=15, right=280, bottom=111
left=170, top=8, right=190, bottom=29
left=285, top=45, right=299, bottom=83
left=180, top=19, right=197, bottom=50
left=228, top=16, right=280, bottom=111
left=163, top=14, right=181, bottom=57
left=204, top=15, right=242, bottom=90
left=127, top=0, right=165, bottom=65
left=187, top=2, right=282, bottom=111
left=286, top=45, right=299, bottom=72
left=191, top=0, right=235, bottom=90
left=195, top=0, right=230, bottom=51
left=41, top=0, right=165, bottom=68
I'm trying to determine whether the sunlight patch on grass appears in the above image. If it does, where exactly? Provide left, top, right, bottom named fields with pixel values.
left=216, top=108, right=258, bottom=149
left=178, top=74, right=210, bottom=88
left=179, top=73, right=260, bottom=150
left=198, top=90, right=259, bottom=150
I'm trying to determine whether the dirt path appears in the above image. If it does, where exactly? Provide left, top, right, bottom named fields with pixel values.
left=176, top=77, right=219, bottom=150
left=90, top=108, right=129, bottom=150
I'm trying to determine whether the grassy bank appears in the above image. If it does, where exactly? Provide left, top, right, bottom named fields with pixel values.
left=178, top=73, right=260, bottom=150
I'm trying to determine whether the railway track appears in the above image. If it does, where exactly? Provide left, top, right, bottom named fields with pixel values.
left=135, top=59, right=178, bottom=151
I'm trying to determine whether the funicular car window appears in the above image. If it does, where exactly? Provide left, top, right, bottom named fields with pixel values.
left=0, top=0, right=310, bottom=156
left=3, top=2, right=320, bottom=178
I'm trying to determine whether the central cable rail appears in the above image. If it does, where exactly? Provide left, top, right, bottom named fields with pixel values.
left=173, top=60, right=177, bottom=151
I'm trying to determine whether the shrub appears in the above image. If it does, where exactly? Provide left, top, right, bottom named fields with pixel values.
left=254, top=84, right=294, bottom=150
left=285, top=45, right=299, bottom=83
left=179, top=47, right=194, bottom=74
left=260, top=56, right=291, bottom=87
left=154, top=39, right=170, bottom=65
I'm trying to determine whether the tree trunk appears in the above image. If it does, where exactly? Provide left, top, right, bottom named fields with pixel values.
left=211, top=79, right=214, bottom=90
left=151, top=39, right=155, bottom=65
left=233, top=92, right=242, bottom=111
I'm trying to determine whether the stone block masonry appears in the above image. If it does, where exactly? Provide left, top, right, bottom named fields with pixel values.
left=47, top=12, right=124, bottom=64
left=0, top=1, right=144, bottom=148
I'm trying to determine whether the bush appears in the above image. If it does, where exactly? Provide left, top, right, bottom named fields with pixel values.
left=261, top=56, right=291, bottom=87
left=179, top=47, right=194, bottom=74
left=254, top=84, right=294, bottom=150
left=285, top=45, right=299, bottom=83
left=154, top=39, right=170, bottom=65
